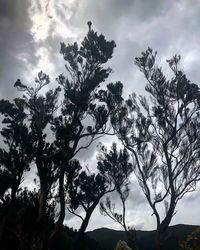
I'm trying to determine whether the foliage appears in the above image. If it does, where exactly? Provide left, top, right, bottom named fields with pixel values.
left=1, top=22, right=200, bottom=250
left=0, top=97, right=34, bottom=203
left=179, top=227, right=200, bottom=250
left=66, top=143, right=133, bottom=234
left=112, top=48, right=200, bottom=248
left=49, top=22, right=123, bottom=248
left=0, top=23, right=123, bottom=250
left=0, top=188, right=55, bottom=250
left=99, top=144, right=135, bottom=248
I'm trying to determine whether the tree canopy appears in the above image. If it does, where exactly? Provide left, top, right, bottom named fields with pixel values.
left=112, top=48, right=200, bottom=250
left=0, top=25, right=200, bottom=250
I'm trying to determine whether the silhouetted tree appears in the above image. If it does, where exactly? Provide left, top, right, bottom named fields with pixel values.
left=0, top=23, right=123, bottom=250
left=0, top=98, right=34, bottom=246
left=5, top=72, right=61, bottom=250
left=66, top=162, right=110, bottom=250
left=112, top=48, right=200, bottom=250
left=49, top=22, right=123, bottom=247
left=99, top=144, right=136, bottom=249
left=0, top=98, right=33, bottom=203
left=0, top=188, right=55, bottom=250
left=67, top=143, right=133, bottom=237
left=66, top=163, right=110, bottom=235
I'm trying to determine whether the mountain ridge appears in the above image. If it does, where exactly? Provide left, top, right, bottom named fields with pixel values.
left=87, top=224, right=199, bottom=250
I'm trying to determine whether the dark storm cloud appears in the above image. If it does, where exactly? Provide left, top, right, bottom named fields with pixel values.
left=41, top=0, right=168, bottom=83
left=64, top=0, right=200, bottom=98
left=0, top=0, right=38, bottom=99
left=69, top=0, right=165, bottom=37
left=60, top=0, right=174, bottom=97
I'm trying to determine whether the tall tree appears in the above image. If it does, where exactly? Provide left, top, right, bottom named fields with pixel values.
left=112, top=48, right=200, bottom=250
left=13, top=72, right=61, bottom=250
left=0, top=22, right=123, bottom=250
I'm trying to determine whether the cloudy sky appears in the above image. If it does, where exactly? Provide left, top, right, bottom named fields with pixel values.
left=1, top=0, right=200, bottom=232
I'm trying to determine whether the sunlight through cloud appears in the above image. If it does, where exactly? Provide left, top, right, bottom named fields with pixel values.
left=28, top=0, right=79, bottom=42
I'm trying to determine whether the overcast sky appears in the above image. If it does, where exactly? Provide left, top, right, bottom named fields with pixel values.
left=1, top=0, right=200, bottom=232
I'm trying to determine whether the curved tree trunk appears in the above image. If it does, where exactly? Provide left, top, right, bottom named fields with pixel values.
left=78, top=206, right=95, bottom=235
left=73, top=201, right=99, bottom=250
left=155, top=199, right=175, bottom=250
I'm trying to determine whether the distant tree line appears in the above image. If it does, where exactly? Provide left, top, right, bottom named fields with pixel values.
left=0, top=22, right=200, bottom=250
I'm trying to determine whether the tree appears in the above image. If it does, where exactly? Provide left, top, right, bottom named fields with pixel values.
left=0, top=187, right=56, bottom=250
left=13, top=72, right=61, bottom=250
left=0, top=98, right=34, bottom=246
left=66, top=162, right=110, bottom=236
left=112, top=48, right=200, bottom=249
left=49, top=22, right=123, bottom=247
left=65, top=161, right=111, bottom=250
left=99, top=145, right=136, bottom=249
left=0, top=23, right=123, bottom=250
left=0, top=98, right=34, bottom=203
left=66, top=143, right=133, bottom=238
left=179, top=227, right=200, bottom=250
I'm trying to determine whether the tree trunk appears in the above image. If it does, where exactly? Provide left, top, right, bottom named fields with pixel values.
left=29, top=137, right=48, bottom=250
left=48, top=166, right=65, bottom=250
left=0, top=210, right=10, bottom=245
left=11, top=185, right=17, bottom=203
left=78, top=207, right=94, bottom=235
left=155, top=200, right=175, bottom=250
left=155, top=229, right=164, bottom=250
left=73, top=203, right=98, bottom=250
left=31, top=180, right=48, bottom=250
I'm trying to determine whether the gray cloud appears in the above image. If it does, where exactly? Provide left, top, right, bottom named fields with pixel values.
left=0, top=0, right=39, bottom=99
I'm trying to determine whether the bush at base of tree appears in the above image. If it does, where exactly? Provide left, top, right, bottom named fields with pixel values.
left=179, top=227, right=200, bottom=250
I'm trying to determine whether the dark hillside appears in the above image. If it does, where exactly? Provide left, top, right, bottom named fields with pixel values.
left=87, top=224, right=198, bottom=250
